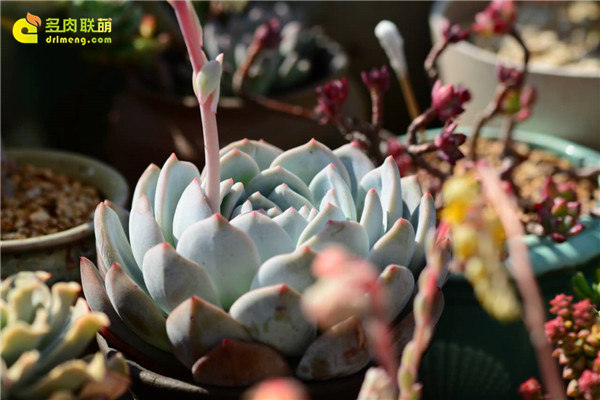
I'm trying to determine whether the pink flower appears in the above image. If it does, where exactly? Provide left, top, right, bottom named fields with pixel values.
left=578, top=370, right=600, bottom=400
left=518, top=377, right=543, bottom=400
left=549, top=294, right=573, bottom=317
left=254, top=18, right=281, bottom=49
left=431, top=80, right=471, bottom=122
left=545, top=317, right=567, bottom=343
left=472, top=0, right=517, bottom=36
left=301, top=246, right=380, bottom=329
left=433, top=122, right=467, bottom=165
left=314, top=78, right=349, bottom=124
left=496, top=64, right=524, bottom=87
left=386, top=139, right=413, bottom=175
left=361, top=66, right=391, bottom=93
left=244, top=378, right=308, bottom=400
left=572, top=299, right=595, bottom=329
left=440, top=19, right=470, bottom=43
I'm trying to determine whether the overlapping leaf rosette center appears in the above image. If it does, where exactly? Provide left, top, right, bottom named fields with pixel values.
left=83, top=138, right=436, bottom=385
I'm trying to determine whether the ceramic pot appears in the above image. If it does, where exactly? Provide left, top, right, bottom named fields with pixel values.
left=429, top=1, right=600, bottom=150
left=1, top=149, right=129, bottom=283
left=418, top=127, right=599, bottom=396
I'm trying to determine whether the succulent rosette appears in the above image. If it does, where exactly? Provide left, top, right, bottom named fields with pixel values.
left=0, top=271, right=129, bottom=400
left=82, top=138, right=436, bottom=386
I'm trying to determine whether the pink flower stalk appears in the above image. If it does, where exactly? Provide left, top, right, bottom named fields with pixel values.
left=431, top=80, right=471, bottom=122
left=386, top=139, right=413, bottom=176
left=170, top=0, right=221, bottom=213
left=433, top=122, right=466, bottom=165
left=361, top=66, right=391, bottom=93
left=244, top=378, right=308, bottom=400
left=440, top=19, right=470, bottom=43
left=302, top=247, right=398, bottom=389
left=314, top=78, right=349, bottom=124
left=472, top=0, right=517, bottom=36
left=398, top=237, right=448, bottom=400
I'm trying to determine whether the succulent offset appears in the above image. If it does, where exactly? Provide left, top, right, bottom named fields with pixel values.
left=0, top=271, right=129, bottom=400
left=82, top=138, right=436, bottom=385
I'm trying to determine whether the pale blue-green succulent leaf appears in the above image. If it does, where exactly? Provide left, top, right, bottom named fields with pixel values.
left=296, top=316, right=369, bottom=380
left=95, top=202, right=144, bottom=288
left=229, top=284, right=316, bottom=357
left=251, top=246, right=317, bottom=293
left=172, top=178, right=212, bottom=241
left=105, top=263, right=169, bottom=351
left=166, top=296, right=251, bottom=369
left=273, top=207, right=308, bottom=244
left=218, top=178, right=234, bottom=203
left=230, top=200, right=253, bottom=219
left=266, top=207, right=281, bottom=218
left=368, top=218, right=415, bottom=271
left=80, top=258, right=174, bottom=362
left=131, top=163, right=160, bottom=212
left=378, top=265, right=414, bottom=321
left=129, top=195, right=165, bottom=270
left=176, top=214, right=260, bottom=309
left=220, top=182, right=245, bottom=219
left=360, top=189, right=384, bottom=249
left=104, top=200, right=130, bottom=237
left=219, top=148, right=260, bottom=186
left=333, top=142, right=375, bottom=200
left=304, top=220, right=370, bottom=257
left=270, top=139, right=352, bottom=189
left=298, top=206, right=311, bottom=219
left=246, top=166, right=313, bottom=203
left=154, top=154, right=201, bottom=244
left=247, top=191, right=278, bottom=211
left=297, top=202, right=346, bottom=246
left=357, top=156, right=403, bottom=231
left=309, top=164, right=356, bottom=221
left=230, top=211, right=295, bottom=263
left=142, top=242, right=220, bottom=313
left=268, top=184, right=313, bottom=211
left=408, top=192, right=436, bottom=273
left=219, top=138, right=283, bottom=170
left=401, top=176, right=423, bottom=218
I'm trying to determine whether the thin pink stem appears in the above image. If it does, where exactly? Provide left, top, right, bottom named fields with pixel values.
left=478, top=165, right=566, bottom=400
left=200, top=101, right=221, bottom=213
left=170, top=0, right=220, bottom=213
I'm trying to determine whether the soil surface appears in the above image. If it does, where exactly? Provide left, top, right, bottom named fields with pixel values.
left=1, top=163, right=101, bottom=240
left=416, top=137, right=599, bottom=230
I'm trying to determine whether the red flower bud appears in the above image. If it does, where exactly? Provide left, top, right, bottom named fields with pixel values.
left=314, top=78, right=349, bottom=124
left=431, top=80, right=471, bottom=122
left=361, top=66, right=391, bottom=93
left=472, top=0, right=517, bottom=36
left=440, top=19, right=470, bottom=43
left=254, top=18, right=281, bottom=49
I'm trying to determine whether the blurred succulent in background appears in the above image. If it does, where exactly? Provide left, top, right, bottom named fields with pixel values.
left=535, top=177, right=585, bottom=243
left=572, top=269, right=600, bottom=306
left=82, top=137, right=435, bottom=385
left=204, top=2, right=346, bottom=96
left=0, top=271, right=129, bottom=400
left=521, top=294, right=600, bottom=400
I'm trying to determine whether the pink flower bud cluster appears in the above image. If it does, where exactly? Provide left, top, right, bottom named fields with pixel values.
left=361, top=66, right=391, bottom=93
left=431, top=80, right=471, bottom=122
left=544, top=294, right=600, bottom=400
left=433, top=122, right=467, bottom=165
left=440, top=19, right=470, bottom=43
left=472, top=0, right=517, bottom=36
left=314, top=78, right=349, bottom=124
left=254, top=18, right=281, bottom=49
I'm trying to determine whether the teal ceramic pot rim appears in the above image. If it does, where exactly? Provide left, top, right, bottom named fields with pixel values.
left=406, top=127, right=600, bottom=277
left=1, top=149, right=129, bottom=253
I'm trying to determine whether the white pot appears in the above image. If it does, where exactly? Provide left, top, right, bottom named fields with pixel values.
left=429, top=1, right=600, bottom=150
